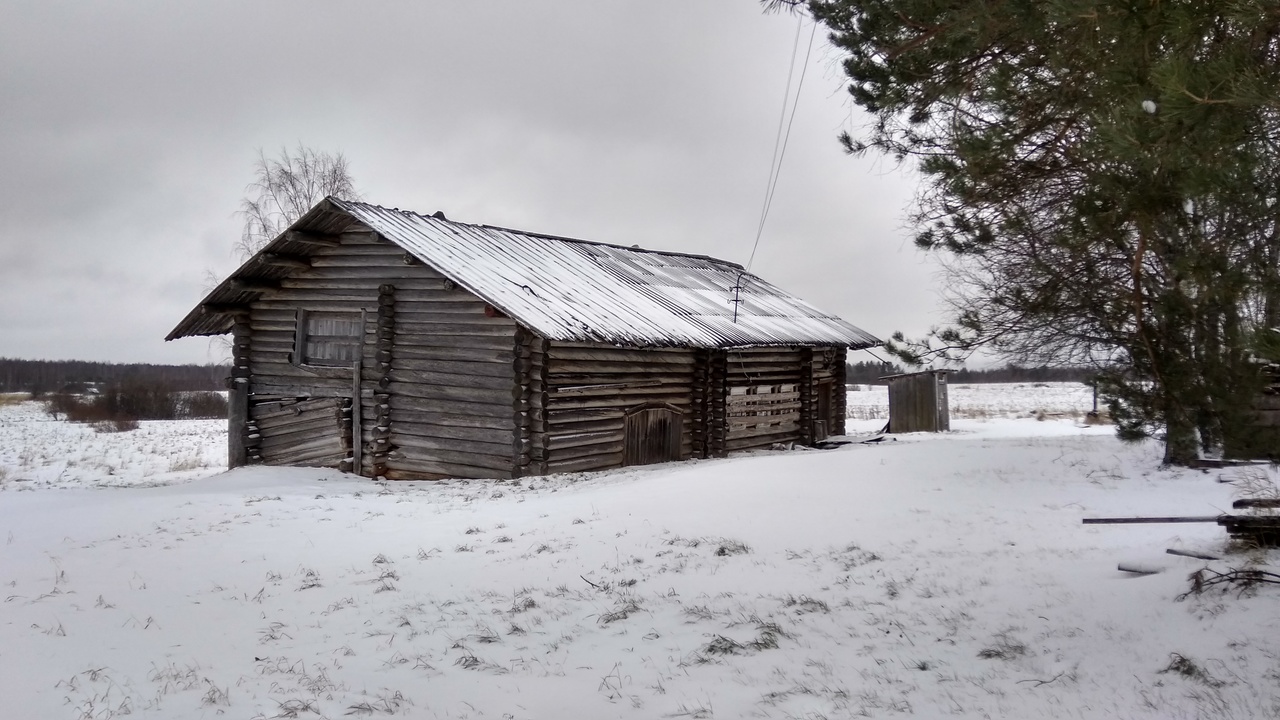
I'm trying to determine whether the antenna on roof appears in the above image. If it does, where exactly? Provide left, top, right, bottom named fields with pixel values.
left=729, top=274, right=746, bottom=323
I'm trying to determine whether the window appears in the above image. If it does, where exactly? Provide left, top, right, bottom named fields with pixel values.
left=294, top=310, right=363, bottom=366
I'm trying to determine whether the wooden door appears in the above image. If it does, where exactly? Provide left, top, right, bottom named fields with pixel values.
left=814, top=380, right=833, bottom=441
left=623, top=405, right=684, bottom=466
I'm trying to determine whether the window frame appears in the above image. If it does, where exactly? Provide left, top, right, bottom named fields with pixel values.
left=292, top=309, right=366, bottom=368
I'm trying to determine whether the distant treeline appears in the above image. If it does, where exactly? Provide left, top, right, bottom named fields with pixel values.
left=0, top=358, right=229, bottom=395
left=847, top=361, right=1095, bottom=385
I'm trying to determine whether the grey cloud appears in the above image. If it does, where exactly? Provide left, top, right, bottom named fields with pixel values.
left=0, top=0, right=937, bottom=364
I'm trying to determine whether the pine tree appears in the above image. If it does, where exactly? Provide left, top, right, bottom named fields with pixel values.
left=779, top=0, right=1280, bottom=464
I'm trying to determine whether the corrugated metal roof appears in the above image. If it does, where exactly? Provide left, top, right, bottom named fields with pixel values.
left=168, top=198, right=880, bottom=349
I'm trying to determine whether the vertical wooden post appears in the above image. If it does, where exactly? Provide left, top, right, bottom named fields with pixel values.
left=228, top=317, right=250, bottom=468
left=935, top=372, right=950, bottom=432
left=691, top=350, right=709, bottom=459
left=530, top=336, right=549, bottom=476
left=371, top=284, right=396, bottom=479
left=512, top=328, right=537, bottom=478
left=291, top=308, right=307, bottom=364
left=708, top=350, right=728, bottom=458
left=351, top=358, right=363, bottom=474
left=799, top=347, right=815, bottom=446
left=833, top=347, right=848, bottom=436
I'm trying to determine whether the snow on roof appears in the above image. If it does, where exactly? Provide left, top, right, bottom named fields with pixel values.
left=168, top=198, right=880, bottom=349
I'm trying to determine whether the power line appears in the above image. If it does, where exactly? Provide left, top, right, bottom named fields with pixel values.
left=746, top=16, right=817, bottom=272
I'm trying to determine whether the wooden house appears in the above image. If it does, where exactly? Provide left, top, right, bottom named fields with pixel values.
left=167, top=198, right=880, bottom=480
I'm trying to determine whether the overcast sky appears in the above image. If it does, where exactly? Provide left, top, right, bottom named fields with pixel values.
left=0, top=1, right=938, bottom=365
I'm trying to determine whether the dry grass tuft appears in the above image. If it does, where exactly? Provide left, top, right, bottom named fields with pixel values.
left=1159, top=653, right=1226, bottom=688
left=599, top=599, right=643, bottom=625
left=977, top=631, right=1027, bottom=660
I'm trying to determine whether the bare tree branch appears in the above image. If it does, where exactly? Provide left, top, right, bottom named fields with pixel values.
left=236, top=144, right=360, bottom=259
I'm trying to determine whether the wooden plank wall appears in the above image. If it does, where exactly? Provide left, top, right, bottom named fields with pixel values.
left=542, top=342, right=697, bottom=474
left=250, top=397, right=350, bottom=467
left=246, top=230, right=519, bottom=479
left=886, top=371, right=948, bottom=433
left=720, top=346, right=846, bottom=451
left=723, top=347, right=805, bottom=451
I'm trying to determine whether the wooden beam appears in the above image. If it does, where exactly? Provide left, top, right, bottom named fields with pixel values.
left=1082, top=516, right=1220, bottom=524
left=261, top=253, right=312, bottom=270
left=1232, top=498, right=1280, bottom=509
left=552, top=380, right=663, bottom=394
left=351, top=358, right=363, bottom=476
left=229, top=278, right=280, bottom=294
left=287, top=230, right=341, bottom=248
left=228, top=319, right=250, bottom=468
left=1166, top=548, right=1220, bottom=560
left=201, top=302, right=249, bottom=316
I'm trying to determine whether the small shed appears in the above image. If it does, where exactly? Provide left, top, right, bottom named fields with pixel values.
left=167, top=198, right=881, bottom=480
left=1225, top=362, right=1280, bottom=460
left=883, top=370, right=950, bottom=433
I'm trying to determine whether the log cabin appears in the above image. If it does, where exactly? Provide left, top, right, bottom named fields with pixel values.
left=167, top=198, right=880, bottom=480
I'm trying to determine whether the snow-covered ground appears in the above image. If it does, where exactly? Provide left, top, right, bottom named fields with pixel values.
left=1, top=390, right=1278, bottom=719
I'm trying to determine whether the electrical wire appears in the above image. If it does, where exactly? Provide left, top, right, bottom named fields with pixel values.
left=731, top=15, right=817, bottom=324
left=746, top=16, right=817, bottom=272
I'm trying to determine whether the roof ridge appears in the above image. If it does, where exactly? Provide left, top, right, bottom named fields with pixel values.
left=335, top=198, right=746, bottom=270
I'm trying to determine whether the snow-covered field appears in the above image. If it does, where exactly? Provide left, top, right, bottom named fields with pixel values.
left=0, top=399, right=225, bottom=489
left=846, top=381, right=1096, bottom=421
left=2, top=389, right=1278, bottom=719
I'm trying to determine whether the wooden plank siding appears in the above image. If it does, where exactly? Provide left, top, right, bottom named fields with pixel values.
left=886, top=371, right=950, bottom=433
left=246, top=230, right=520, bottom=479
left=542, top=342, right=697, bottom=474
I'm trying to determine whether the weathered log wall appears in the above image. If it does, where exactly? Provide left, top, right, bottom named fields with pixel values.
left=246, top=230, right=519, bottom=479
left=379, top=258, right=518, bottom=480
left=542, top=342, right=698, bottom=474
left=240, top=227, right=851, bottom=475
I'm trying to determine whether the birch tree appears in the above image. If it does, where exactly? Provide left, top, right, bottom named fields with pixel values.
left=237, top=144, right=359, bottom=259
